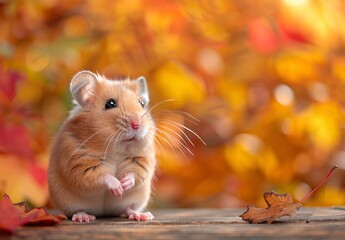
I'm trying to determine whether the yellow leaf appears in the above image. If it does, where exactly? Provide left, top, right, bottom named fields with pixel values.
left=150, top=61, right=206, bottom=103
left=225, top=134, right=279, bottom=179
left=331, top=57, right=345, bottom=82
left=218, top=79, right=247, bottom=111
left=288, top=102, right=343, bottom=151
left=225, top=134, right=261, bottom=175
left=275, top=49, right=323, bottom=83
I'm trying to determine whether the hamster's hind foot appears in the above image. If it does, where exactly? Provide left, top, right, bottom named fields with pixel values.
left=126, top=207, right=154, bottom=221
left=128, top=211, right=154, bottom=221
left=72, top=212, right=96, bottom=222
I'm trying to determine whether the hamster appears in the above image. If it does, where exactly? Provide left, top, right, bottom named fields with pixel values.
left=48, top=70, right=156, bottom=222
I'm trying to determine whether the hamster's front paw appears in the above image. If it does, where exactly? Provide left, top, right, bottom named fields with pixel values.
left=102, top=174, right=124, bottom=197
left=120, top=173, right=135, bottom=191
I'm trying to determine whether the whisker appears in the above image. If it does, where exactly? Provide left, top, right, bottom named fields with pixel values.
left=139, top=99, right=206, bottom=158
left=157, top=128, right=194, bottom=156
left=70, top=127, right=113, bottom=159
left=154, top=127, right=180, bottom=158
left=114, top=131, right=125, bottom=146
left=144, top=127, right=156, bottom=142
left=154, top=127, right=191, bottom=158
left=160, top=124, right=194, bottom=147
left=158, top=120, right=206, bottom=145
left=152, top=110, right=200, bottom=125
left=143, top=129, right=159, bottom=153
left=103, top=131, right=121, bottom=160
left=148, top=127, right=165, bottom=155
left=159, top=122, right=195, bottom=147
left=153, top=138, right=164, bottom=155
left=115, top=123, right=127, bottom=132
left=154, top=136, right=166, bottom=154
left=141, top=99, right=176, bottom=119
left=154, top=138, right=165, bottom=156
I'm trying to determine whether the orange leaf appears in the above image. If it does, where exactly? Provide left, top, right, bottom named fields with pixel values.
left=24, top=208, right=67, bottom=226
left=240, top=166, right=338, bottom=224
left=240, top=191, right=302, bottom=224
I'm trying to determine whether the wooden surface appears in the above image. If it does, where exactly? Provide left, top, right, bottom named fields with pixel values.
left=3, top=207, right=345, bottom=239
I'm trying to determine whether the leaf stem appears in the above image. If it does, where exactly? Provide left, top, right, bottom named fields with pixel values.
left=299, top=165, right=338, bottom=203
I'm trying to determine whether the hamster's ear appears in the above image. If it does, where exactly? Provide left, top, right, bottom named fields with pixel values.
left=70, top=70, right=97, bottom=107
left=136, top=76, right=149, bottom=105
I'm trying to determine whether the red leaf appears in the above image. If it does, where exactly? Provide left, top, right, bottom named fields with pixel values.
left=0, top=124, right=32, bottom=158
left=0, top=194, right=34, bottom=233
left=29, top=163, right=48, bottom=187
left=0, top=68, right=23, bottom=102
left=279, top=20, right=311, bottom=44
left=0, top=194, right=66, bottom=233
left=248, top=18, right=279, bottom=53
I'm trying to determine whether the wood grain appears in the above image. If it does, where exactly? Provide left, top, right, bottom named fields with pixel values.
left=3, top=208, right=345, bottom=240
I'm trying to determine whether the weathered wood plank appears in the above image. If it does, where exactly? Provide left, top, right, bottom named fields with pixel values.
left=3, top=207, right=345, bottom=240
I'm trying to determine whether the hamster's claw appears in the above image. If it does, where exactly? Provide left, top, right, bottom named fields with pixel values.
left=128, top=211, right=154, bottom=221
left=110, top=185, right=124, bottom=197
left=71, top=212, right=96, bottom=223
left=126, top=208, right=154, bottom=221
left=121, top=173, right=135, bottom=191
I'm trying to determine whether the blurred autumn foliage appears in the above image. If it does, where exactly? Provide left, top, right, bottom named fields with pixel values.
left=1, top=0, right=345, bottom=208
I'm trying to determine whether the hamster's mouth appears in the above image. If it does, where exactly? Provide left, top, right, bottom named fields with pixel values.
left=123, top=136, right=136, bottom=142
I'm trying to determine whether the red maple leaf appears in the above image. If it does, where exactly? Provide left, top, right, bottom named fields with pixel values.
left=0, top=195, right=34, bottom=233
left=0, top=194, right=66, bottom=233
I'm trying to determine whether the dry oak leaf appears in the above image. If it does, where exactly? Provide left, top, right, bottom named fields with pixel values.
left=240, top=166, right=338, bottom=224
left=240, top=191, right=302, bottom=224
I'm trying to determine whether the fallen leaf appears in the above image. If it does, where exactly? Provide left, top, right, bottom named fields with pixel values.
left=240, top=192, right=302, bottom=224
left=0, top=194, right=66, bottom=233
left=240, top=166, right=338, bottom=224
left=24, top=208, right=67, bottom=226
left=0, top=195, right=33, bottom=233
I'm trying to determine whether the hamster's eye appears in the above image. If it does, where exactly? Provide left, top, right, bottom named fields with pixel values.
left=139, top=100, right=145, bottom=108
left=105, top=99, right=117, bottom=110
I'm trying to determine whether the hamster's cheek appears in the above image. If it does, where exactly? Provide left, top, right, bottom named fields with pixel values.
left=102, top=116, right=119, bottom=131
left=138, top=126, right=152, bottom=140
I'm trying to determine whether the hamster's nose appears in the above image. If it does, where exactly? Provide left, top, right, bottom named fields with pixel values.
left=130, top=117, right=140, bottom=130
